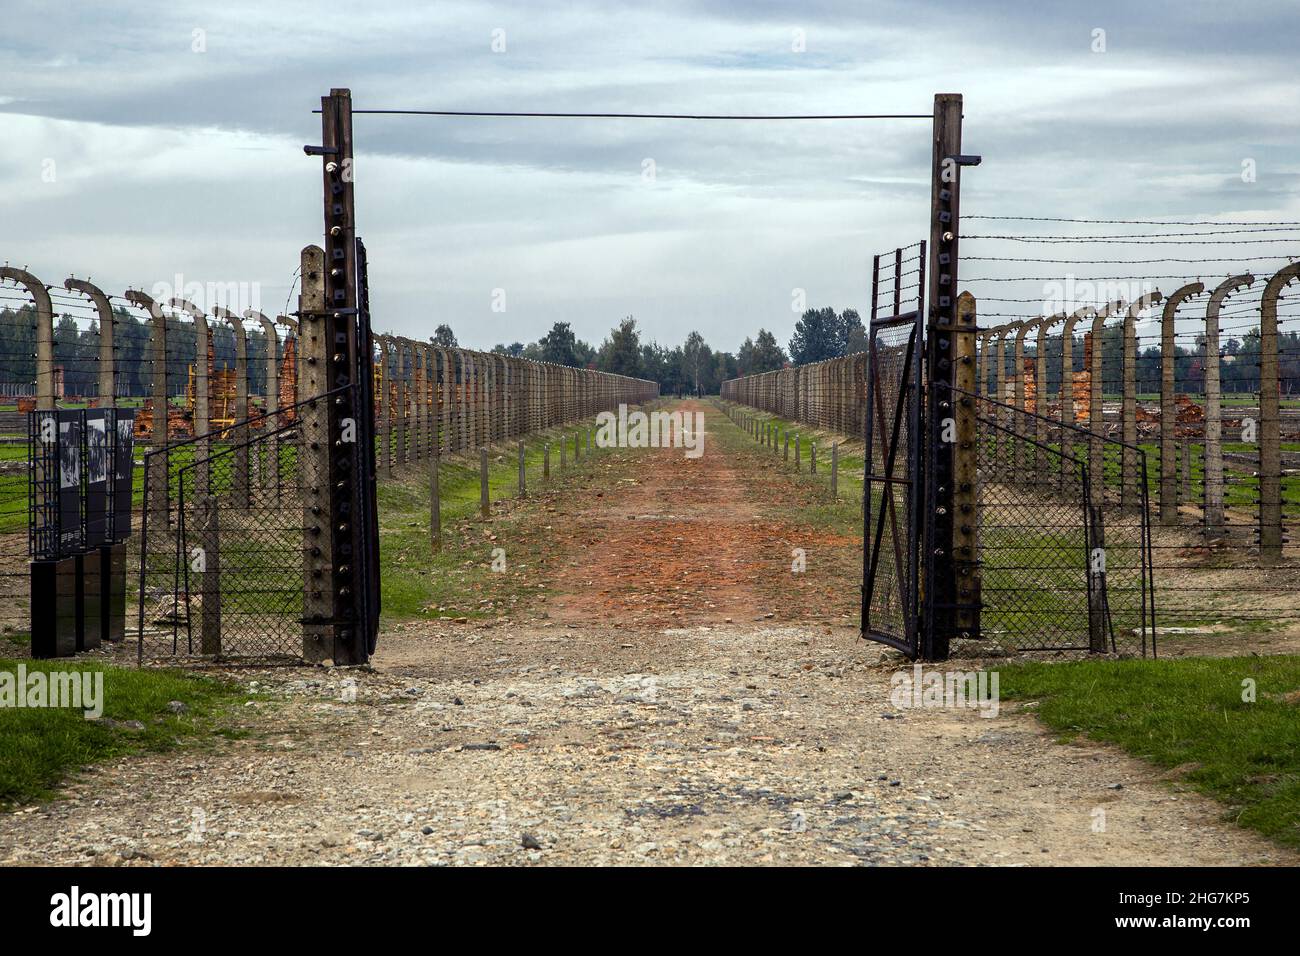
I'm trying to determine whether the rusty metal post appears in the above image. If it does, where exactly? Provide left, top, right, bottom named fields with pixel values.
left=1158, top=284, right=1204, bottom=525
left=1203, top=274, right=1254, bottom=540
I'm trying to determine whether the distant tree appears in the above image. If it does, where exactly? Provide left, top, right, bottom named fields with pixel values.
left=491, top=342, right=526, bottom=357
left=750, top=328, right=788, bottom=372
left=737, top=337, right=756, bottom=376
left=840, top=309, right=866, bottom=355
left=681, top=331, right=711, bottom=395
left=540, top=321, right=580, bottom=366
left=713, top=351, right=738, bottom=390
left=789, top=307, right=840, bottom=364
left=598, top=317, right=643, bottom=377
left=431, top=324, right=458, bottom=348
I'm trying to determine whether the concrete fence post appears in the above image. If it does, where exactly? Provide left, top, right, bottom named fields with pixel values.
left=1088, top=300, right=1126, bottom=506
left=1159, top=286, right=1206, bottom=522
left=1203, top=275, right=1254, bottom=540
left=1259, top=264, right=1300, bottom=561
left=172, top=298, right=211, bottom=499
left=1122, top=293, right=1162, bottom=509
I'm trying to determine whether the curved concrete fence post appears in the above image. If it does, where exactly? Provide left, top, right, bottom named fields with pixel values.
left=375, top=336, right=393, bottom=477
left=248, top=310, right=281, bottom=497
left=993, top=321, right=1022, bottom=481
left=276, top=315, right=298, bottom=409
left=1259, top=264, right=1300, bottom=560
left=64, top=277, right=115, bottom=405
left=171, top=297, right=211, bottom=498
left=1158, top=284, right=1205, bottom=525
left=426, top=344, right=439, bottom=456
left=1035, top=313, right=1066, bottom=481
left=1013, top=317, right=1044, bottom=481
left=1203, top=274, right=1254, bottom=540
left=213, top=306, right=251, bottom=507
left=1088, top=300, right=1126, bottom=506
left=1058, top=306, right=1095, bottom=492
left=125, top=290, right=170, bottom=525
left=0, top=268, right=55, bottom=409
left=436, top=347, right=451, bottom=453
left=453, top=349, right=468, bottom=451
left=1122, top=293, right=1162, bottom=508
left=409, top=342, right=423, bottom=463
left=976, top=329, right=996, bottom=398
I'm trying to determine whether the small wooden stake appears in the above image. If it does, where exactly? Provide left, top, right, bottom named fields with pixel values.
left=831, top=442, right=839, bottom=498
left=430, top=454, right=441, bottom=551
left=479, top=447, right=490, bottom=518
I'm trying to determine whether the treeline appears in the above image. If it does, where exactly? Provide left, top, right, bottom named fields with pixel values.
left=479, top=306, right=866, bottom=395
left=0, top=305, right=276, bottom=398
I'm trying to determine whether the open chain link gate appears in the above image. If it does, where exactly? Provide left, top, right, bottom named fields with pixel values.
left=860, top=94, right=1154, bottom=660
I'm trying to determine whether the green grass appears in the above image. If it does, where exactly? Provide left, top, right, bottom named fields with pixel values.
left=997, top=655, right=1300, bottom=847
left=0, top=659, right=245, bottom=808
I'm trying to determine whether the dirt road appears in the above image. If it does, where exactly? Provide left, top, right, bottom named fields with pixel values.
left=0, top=401, right=1291, bottom=866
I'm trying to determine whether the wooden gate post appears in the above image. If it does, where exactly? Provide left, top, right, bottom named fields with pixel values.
left=1260, top=264, right=1300, bottom=561
left=1203, top=274, right=1254, bottom=540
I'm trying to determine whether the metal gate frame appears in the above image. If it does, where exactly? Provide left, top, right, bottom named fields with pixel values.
left=862, top=244, right=926, bottom=655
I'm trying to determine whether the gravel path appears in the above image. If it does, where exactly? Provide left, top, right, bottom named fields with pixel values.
left=0, top=401, right=1292, bottom=866
left=1, top=621, right=1293, bottom=866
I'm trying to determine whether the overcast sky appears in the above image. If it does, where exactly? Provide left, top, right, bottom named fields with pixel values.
left=3, top=0, right=1298, bottom=352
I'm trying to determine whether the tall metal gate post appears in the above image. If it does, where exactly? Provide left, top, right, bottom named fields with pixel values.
left=299, top=86, right=373, bottom=665
left=922, top=92, right=975, bottom=662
